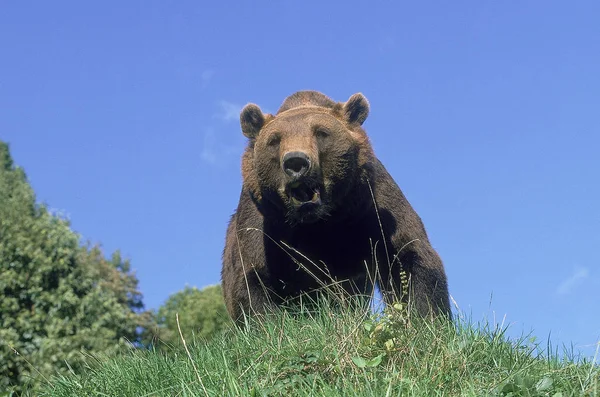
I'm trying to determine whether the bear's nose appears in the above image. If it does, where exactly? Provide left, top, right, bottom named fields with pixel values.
left=282, top=151, right=311, bottom=178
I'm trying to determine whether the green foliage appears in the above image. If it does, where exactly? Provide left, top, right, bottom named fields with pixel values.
left=0, top=141, right=152, bottom=394
left=42, top=301, right=599, bottom=396
left=149, top=285, right=230, bottom=347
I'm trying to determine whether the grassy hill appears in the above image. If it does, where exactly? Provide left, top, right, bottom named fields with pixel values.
left=38, top=301, right=599, bottom=397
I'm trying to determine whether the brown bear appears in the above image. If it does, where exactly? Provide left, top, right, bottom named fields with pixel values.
left=221, top=90, right=451, bottom=323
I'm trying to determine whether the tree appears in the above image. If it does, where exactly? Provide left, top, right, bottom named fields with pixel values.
left=151, top=285, right=230, bottom=347
left=0, top=141, right=152, bottom=393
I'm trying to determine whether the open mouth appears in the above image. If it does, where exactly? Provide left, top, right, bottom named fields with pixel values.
left=288, top=182, right=322, bottom=207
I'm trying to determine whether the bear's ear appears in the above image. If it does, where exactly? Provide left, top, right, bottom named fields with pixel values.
left=343, top=93, right=370, bottom=126
left=240, top=104, right=265, bottom=139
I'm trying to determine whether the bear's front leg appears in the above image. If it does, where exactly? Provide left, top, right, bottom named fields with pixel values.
left=229, top=265, right=277, bottom=324
left=378, top=242, right=451, bottom=320
left=222, top=214, right=278, bottom=324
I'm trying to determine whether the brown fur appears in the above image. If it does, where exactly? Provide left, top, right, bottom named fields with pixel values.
left=222, top=90, right=451, bottom=323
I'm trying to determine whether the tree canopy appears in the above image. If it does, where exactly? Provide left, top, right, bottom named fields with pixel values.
left=0, top=141, right=151, bottom=393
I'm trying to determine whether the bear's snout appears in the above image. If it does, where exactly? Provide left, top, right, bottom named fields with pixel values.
left=282, top=151, right=311, bottom=179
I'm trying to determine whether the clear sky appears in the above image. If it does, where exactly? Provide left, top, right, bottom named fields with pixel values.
left=1, top=2, right=598, bottom=358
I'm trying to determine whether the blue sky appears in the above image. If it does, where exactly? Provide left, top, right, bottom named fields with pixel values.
left=1, top=2, right=599, bottom=358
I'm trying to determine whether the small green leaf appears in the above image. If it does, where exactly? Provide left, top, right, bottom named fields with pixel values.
left=351, top=356, right=367, bottom=368
left=536, top=376, right=553, bottom=391
left=385, top=339, right=395, bottom=350
left=366, top=354, right=384, bottom=367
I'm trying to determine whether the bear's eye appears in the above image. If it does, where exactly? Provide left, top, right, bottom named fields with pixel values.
left=315, top=128, right=330, bottom=138
left=266, top=135, right=281, bottom=147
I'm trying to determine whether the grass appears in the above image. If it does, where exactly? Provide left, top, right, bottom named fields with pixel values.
left=38, top=298, right=599, bottom=397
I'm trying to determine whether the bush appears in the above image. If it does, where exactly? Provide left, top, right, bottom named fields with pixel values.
left=149, top=285, right=230, bottom=348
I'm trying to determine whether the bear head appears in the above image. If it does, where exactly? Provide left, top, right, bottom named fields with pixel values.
left=240, top=91, right=375, bottom=225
